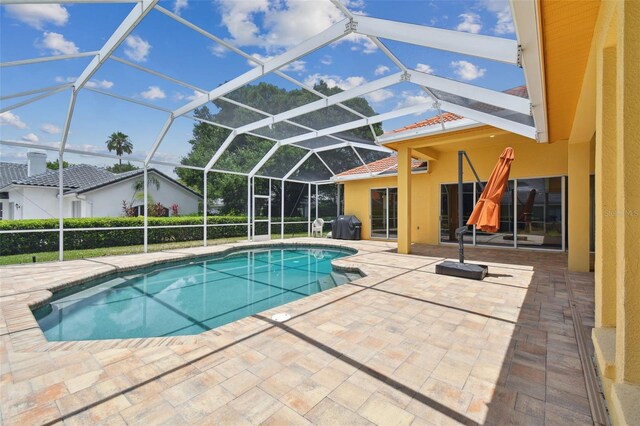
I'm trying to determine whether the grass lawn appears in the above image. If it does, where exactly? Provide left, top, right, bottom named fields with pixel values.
left=0, top=232, right=311, bottom=266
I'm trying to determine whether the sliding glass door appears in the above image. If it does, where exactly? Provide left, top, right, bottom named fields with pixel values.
left=439, top=176, right=566, bottom=250
left=371, top=188, right=398, bottom=239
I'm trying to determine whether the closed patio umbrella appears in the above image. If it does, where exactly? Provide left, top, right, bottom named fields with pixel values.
left=467, top=147, right=515, bottom=232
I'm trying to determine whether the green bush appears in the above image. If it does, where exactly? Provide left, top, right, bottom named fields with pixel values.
left=0, top=216, right=309, bottom=256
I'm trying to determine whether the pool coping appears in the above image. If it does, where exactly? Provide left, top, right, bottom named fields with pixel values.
left=0, top=239, right=399, bottom=353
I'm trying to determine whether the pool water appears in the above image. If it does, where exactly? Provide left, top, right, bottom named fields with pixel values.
left=33, top=246, right=359, bottom=341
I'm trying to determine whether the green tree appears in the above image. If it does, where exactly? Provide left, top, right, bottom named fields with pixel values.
left=46, top=160, right=70, bottom=170
left=107, top=162, right=138, bottom=173
left=176, top=81, right=384, bottom=215
left=106, top=132, right=133, bottom=166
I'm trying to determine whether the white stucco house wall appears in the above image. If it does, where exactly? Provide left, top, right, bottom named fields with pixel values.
left=0, top=152, right=201, bottom=220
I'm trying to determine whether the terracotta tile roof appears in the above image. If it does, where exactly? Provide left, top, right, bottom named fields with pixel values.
left=335, top=155, right=425, bottom=178
left=389, top=112, right=464, bottom=134
left=389, top=85, right=529, bottom=134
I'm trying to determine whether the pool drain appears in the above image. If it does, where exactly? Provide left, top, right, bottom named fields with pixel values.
left=271, top=313, right=291, bottom=322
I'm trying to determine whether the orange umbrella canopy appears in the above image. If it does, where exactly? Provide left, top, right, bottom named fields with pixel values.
left=467, top=147, right=515, bottom=233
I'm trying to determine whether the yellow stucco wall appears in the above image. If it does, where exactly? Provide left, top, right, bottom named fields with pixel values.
left=344, top=133, right=570, bottom=245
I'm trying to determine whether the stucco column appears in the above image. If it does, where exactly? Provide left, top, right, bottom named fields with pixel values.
left=397, top=147, right=412, bottom=254
left=567, top=141, right=591, bottom=272
left=615, top=0, right=640, bottom=385
left=595, top=45, right=617, bottom=328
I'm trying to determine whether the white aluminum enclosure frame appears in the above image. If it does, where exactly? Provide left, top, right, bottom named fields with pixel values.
left=0, top=0, right=548, bottom=260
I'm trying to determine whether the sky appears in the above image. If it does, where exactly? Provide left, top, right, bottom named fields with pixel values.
left=0, top=0, right=525, bottom=175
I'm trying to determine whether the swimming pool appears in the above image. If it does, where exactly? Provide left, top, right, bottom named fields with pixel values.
left=33, top=245, right=359, bottom=341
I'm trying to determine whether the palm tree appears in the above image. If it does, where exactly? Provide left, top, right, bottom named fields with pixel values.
left=106, top=132, right=133, bottom=165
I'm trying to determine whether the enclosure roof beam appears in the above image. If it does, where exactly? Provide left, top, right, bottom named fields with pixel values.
left=510, top=0, right=548, bottom=142
left=353, top=15, right=519, bottom=65
left=438, top=100, right=537, bottom=139
left=233, top=72, right=403, bottom=135
left=111, top=56, right=207, bottom=94
left=74, top=0, right=159, bottom=92
left=280, top=95, right=537, bottom=146
left=314, top=152, right=336, bottom=176
left=280, top=103, right=434, bottom=146
left=59, top=0, right=158, bottom=155
left=349, top=144, right=374, bottom=176
left=1, top=83, right=73, bottom=101
left=84, top=87, right=173, bottom=113
left=313, top=142, right=348, bottom=153
left=407, top=70, right=532, bottom=115
left=282, top=151, right=314, bottom=181
left=248, top=142, right=281, bottom=178
left=0, top=51, right=99, bottom=68
left=0, top=86, right=69, bottom=114
left=145, top=115, right=174, bottom=165
left=156, top=5, right=368, bottom=121
left=204, top=131, right=237, bottom=172
left=172, top=18, right=349, bottom=118
left=348, top=142, right=392, bottom=153
left=0, top=0, right=140, bottom=3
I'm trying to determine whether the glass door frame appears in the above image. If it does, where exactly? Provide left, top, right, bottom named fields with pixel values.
left=250, top=176, right=271, bottom=241
left=438, top=175, right=567, bottom=251
left=370, top=187, right=398, bottom=240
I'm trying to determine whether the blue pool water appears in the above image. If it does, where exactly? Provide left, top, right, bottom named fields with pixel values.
left=33, top=246, right=359, bottom=341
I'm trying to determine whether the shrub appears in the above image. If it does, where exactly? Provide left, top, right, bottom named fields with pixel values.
left=0, top=216, right=309, bottom=256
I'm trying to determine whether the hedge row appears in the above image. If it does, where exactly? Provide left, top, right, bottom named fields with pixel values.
left=0, top=216, right=309, bottom=256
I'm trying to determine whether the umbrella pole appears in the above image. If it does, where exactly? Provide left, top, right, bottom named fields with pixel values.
left=458, top=150, right=465, bottom=263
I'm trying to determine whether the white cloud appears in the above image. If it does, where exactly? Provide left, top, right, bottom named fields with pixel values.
left=0, top=111, right=27, bottom=129
left=366, top=89, right=394, bottom=103
left=303, top=73, right=366, bottom=91
left=4, top=4, right=69, bottom=30
left=38, top=32, right=79, bottom=55
left=214, top=0, right=372, bottom=53
left=55, top=76, right=113, bottom=89
left=396, top=90, right=434, bottom=111
left=54, top=76, right=74, bottom=83
left=21, top=133, right=39, bottom=143
left=415, top=63, right=434, bottom=74
left=140, top=86, right=166, bottom=100
left=41, top=123, right=61, bottom=134
left=247, top=53, right=306, bottom=72
left=209, top=44, right=228, bottom=58
left=321, top=55, right=332, bottom=65
left=85, top=80, right=114, bottom=89
left=343, top=32, right=378, bottom=54
left=456, top=12, right=482, bottom=34
left=174, top=90, right=205, bottom=102
left=173, top=0, right=188, bottom=15
left=374, top=65, right=390, bottom=76
left=479, top=0, right=514, bottom=35
left=450, top=60, right=486, bottom=81
left=494, top=8, right=514, bottom=34
left=124, top=35, right=151, bottom=62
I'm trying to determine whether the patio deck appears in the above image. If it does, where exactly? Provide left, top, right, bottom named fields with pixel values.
left=0, top=239, right=601, bottom=425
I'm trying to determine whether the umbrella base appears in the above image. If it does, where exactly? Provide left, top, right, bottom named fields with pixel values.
left=435, top=261, right=488, bottom=280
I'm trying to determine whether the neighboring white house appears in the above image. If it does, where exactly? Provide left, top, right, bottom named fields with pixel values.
left=0, top=152, right=201, bottom=220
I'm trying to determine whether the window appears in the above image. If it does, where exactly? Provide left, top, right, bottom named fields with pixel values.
left=72, top=201, right=81, bottom=218
left=439, top=176, right=566, bottom=250
left=0, top=202, right=3, bottom=220
left=371, top=188, right=397, bottom=239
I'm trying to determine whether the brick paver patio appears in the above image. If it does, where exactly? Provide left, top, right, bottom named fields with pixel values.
left=0, top=239, right=600, bottom=425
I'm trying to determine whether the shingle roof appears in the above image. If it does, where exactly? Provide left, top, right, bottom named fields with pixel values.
left=334, top=155, right=425, bottom=178
left=389, top=85, right=529, bottom=135
left=0, top=162, right=28, bottom=190
left=0, top=163, right=201, bottom=198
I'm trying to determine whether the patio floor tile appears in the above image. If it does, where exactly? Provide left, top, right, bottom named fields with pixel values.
left=0, top=239, right=600, bottom=425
